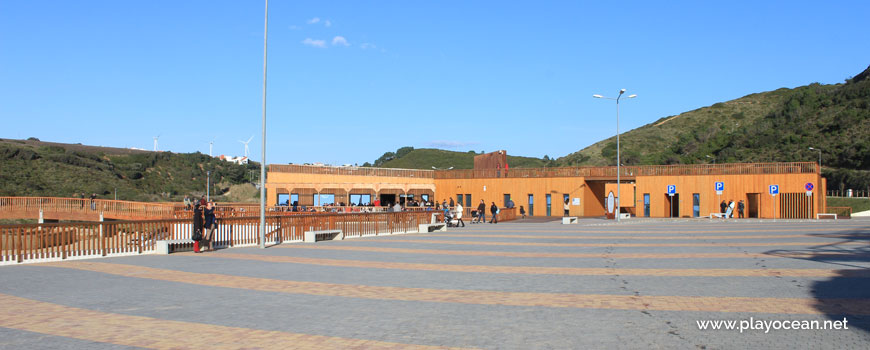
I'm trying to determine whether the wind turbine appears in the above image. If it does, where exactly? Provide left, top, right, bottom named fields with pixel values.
left=239, top=136, right=253, bottom=158
left=153, top=135, right=160, bottom=151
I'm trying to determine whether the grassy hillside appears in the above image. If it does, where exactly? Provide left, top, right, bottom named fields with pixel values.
left=827, top=197, right=870, bottom=214
left=558, top=65, right=870, bottom=190
left=372, top=147, right=548, bottom=169
left=0, top=138, right=259, bottom=202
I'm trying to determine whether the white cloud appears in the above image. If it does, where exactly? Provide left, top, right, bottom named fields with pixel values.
left=325, top=20, right=332, bottom=27
left=301, top=38, right=327, bottom=48
left=332, top=36, right=349, bottom=46
left=360, top=43, right=376, bottom=50
left=289, top=25, right=299, bottom=30
left=426, top=140, right=479, bottom=149
left=307, top=17, right=320, bottom=24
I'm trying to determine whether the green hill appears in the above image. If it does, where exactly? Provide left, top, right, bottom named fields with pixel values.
left=0, top=138, right=259, bottom=202
left=558, top=65, right=870, bottom=191
left=369, top=147, right=549, bottom=169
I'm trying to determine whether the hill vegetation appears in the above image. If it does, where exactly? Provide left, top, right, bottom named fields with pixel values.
left=367, top=147, right=550, bottom=169
left=557, top=65, right=870, bottom=192
left=0, top=138, right=259, bottom=202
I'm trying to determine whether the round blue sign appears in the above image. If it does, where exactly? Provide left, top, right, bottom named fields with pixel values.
left=805, top=183, right=814, bottom=191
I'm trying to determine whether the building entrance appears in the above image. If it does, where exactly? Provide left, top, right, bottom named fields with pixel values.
left=666, top=194, right=680, bottom=217
left=747, top=193, right=760, bottom=218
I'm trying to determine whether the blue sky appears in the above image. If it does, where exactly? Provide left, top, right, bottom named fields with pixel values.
left=2, top=1, right=868, bottom=166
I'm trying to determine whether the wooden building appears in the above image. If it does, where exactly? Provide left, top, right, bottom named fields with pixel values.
left=266, top=153, right=824, bottom=219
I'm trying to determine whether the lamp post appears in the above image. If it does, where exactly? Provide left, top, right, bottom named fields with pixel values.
left=259, top=0, right=269, bottom=249
left=206, top=171, right=211, bottom=201
left=808, top=147, right=821, bottom=168
left=593, top=89, right=636, bottom=222
left=706, top=155, right=715, bottom=164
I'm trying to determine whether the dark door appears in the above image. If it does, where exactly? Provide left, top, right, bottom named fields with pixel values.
left=457, top=194, right=463, bottom=207
left=528, top=194, right=534, bottom=216
left=747, top=193, right=760, bottom=218
left=380, top=194, right=396, bottom=206
left=666, top=194, right=679, bottom=217
left=504, top=194, right=511, bottom=207
left=465, top=194, right=471, bottom=207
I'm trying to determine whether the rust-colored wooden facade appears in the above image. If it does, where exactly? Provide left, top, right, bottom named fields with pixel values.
left=266, top=162, right=824, bottom=219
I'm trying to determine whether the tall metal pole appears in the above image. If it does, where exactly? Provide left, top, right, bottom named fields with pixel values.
left=207, top=171, right=211, bottom=201
left=616, top=93, right=621, bottom=222
left=259, top=0, right=269, bottom=249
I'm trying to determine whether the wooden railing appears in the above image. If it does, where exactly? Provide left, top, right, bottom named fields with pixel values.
left=434, top=162, right=819, bottom=179
left=827, top=190, right=870, bottom=198
left=0, top=211, right=432, bottom=264
left=269, top=164, right=434, bottom=178
left=0, top=197, right=176, bottom=220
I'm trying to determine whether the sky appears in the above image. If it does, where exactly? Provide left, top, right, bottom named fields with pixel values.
left=2, top=0, right=869, bottom=166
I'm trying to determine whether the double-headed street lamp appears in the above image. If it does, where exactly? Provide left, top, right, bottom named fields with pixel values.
left=808, top=147, right=822, bottom=168
left=706, top=155, right=715, bottom=164
left=593, top=89, right=637, bottom=222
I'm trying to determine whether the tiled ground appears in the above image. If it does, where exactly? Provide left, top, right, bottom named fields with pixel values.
left=1, top=218, right=869, bottom=349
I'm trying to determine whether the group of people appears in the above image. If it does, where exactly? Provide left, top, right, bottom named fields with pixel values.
left=720, top=199, right=745, bottom=219
left=76, top=193, right=98, bottom=210
left=191, top=197, right=217, bottom=253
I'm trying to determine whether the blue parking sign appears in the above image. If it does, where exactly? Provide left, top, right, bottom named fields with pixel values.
left=715, top=182, right=724, bottom=191
left=769, top=185, right=779, bottom=195
left=667, top=185, right=676, bottom=194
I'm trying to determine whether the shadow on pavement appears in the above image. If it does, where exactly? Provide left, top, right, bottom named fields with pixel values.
left=765, top=226, right=870, bottom=333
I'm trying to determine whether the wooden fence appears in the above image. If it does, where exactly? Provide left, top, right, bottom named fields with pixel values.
left=0, top=211, right=434, bottom=264
left=434, top=162, right=818, bottom=179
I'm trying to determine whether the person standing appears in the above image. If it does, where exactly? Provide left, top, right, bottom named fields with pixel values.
left=738, top=200, right=745, bottom=219
left=79, top=193, right=85, bottom=209
left=449, top=198, right=455, bottom=208
left=719, top=200, right=727, bottom=218
left=455, top=202, right=465, bottom=227
left=183, top=196, right=191, bottom=211
left=202, top=201, right=217, bottom=252
left=563, top=198, right=570, bottom=216
left=192, top=202, right=204, bottom=253
left=489, top=202, right=498, bottom=224
left=728, top=200, right=736, bottom=219
left=478, top=200, right=486, bottom=224
left=89, top=193, right=97, bottom=210
left=519, top=206, right=526, bottom=219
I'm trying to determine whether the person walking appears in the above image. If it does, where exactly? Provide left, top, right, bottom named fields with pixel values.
left=738, top=200, right=745, bottom=219
left=728, top=200, right=736, bottom=219
left=719, top=200, right=727, bottom=218
left=477, top=200, right=487, bottom=224
left=202, top=201, right=217, bottom=252
left=519, top=206, right=526, bottom=219
left=192, top=202, right=204, bottom=253
left=455, top=202, right=465, bottom=227
left=489, top=202, right=498, bottom=224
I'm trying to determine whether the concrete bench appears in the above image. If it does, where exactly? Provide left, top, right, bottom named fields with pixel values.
left=155, top=239, right=195, bottom=254
left=562, top=217, right=578, bottom=224
left=618, top=213, right=631, bottom=219
left=816, top=213, right=838, bottom=220
left=419, top=223, right=447, bottom=232
left=303, top=229, right=343, bottom=243
left=710, top=213, right=727, bottom=219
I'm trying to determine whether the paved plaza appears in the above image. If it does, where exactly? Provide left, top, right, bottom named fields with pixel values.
left=1, top=218, right=870, bottom=349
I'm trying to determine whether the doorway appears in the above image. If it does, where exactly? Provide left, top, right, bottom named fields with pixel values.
left=643, top=194, right=650, bottom=217
left=692, top=193, right=700, bottom=217
left=747, top=193, right=760, bottom=218
left=666, top=194, right=680, bottom=217
left=380, top=194, right=396, bottom=206
left=528, top=194, right=534, bottom=216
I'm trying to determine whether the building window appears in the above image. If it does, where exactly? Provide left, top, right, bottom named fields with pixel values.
left=314, top=194, right=335, bottom=206
left=350, top=194, right=372, bottom=206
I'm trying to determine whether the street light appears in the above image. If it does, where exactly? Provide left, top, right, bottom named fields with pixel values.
left=808, top=147, right=822, bottom=168
left=259, top=0, right=269, bottom=249
left=431, top=166, right=454, bottom=170
left=706, top=155, right=715, bottom=164
left=593, top=89, right=637, bottom=222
